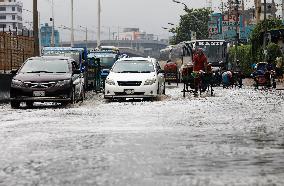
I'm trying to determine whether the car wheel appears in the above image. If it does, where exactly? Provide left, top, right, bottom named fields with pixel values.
left=26, top=101, right=33, bottom=108
left=11, top=101, right=20, bottom=109
left=61, top=101, right=69, bottom=107
left=273, top=81, right=277, bottom=89
left=144, top=97, right=154, bottom=102
left=162, top=82, right=166, bottom=94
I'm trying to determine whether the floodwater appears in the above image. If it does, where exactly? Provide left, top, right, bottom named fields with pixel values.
left=0, top=86, right=284, bottom=186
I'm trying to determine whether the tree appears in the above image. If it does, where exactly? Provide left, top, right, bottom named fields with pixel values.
left=170, top=8, right=212, bottom=45
left=250, top=19, right=284, bottom=62
left=229, top=45, right=254, bottom=76
left=266, top=42, right=282, bottom=63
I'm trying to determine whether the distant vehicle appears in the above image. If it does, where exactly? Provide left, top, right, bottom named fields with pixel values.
left=159, top=43, right=193, bottom=69
left=42, top=47, right=88, bottom=71
left=159, top=42, right=194, bottom=83
left=100, top=46, right=120, bottom=54
left=251, top=62, right=276, bottom=89
left=186, top=40, right=228, bottom=68
left=88, top=51, right=119, bottom=79
left=104, top=57, right=165, bottom=101
left=10, top=56, right=84, bottom=108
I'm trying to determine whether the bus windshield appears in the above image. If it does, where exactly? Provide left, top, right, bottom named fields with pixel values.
left=191, top=40, right=227, bottom=65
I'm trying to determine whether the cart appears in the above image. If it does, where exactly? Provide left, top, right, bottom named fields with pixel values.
left=164, top=62, right=179, bottom=86
left=181, top=65, right=214, bottom=97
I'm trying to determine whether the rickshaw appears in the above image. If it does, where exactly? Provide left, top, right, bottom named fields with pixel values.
left=252, top=62, right=276, bottom=89
left=164, top=60, right=179, bottom=86
left=181, top=64, right=214, bottom=97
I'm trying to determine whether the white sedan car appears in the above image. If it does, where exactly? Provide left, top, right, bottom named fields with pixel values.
left=104, top=57, right=165, bottom=100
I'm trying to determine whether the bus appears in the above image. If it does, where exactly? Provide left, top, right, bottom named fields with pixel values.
left=159, top=42, right=194, bottom=83
left=186, top=40, right=228, bottom=68
left=159, top=42, right=193, bottom=70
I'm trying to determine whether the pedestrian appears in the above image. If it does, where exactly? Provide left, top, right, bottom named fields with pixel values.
left=276, top=57, right=283, bottom=82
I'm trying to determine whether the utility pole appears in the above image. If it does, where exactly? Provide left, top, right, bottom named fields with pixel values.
left=97, top=0, right=101, bottom=48
left=109, top=27, right=111, bottom=41
left=234, top=0, right=240, bottom=70
left=33, top=0, right=39, bottom=56
left=221, top=0, right=224, bottom=14
left=282, top=0, right=284, bottom=22
left=71, top=0, right=74, bottom=47
left=51, top=0, right=55, bottom=47
left=38, top=12, right=42, bottom=55
left=85, top=27, right=88, bottom=48
left=263, top=0, right=268, bottom=61
left=255, top=0, right=261, bottom=23
left=117, top=26, right=120, bottom=47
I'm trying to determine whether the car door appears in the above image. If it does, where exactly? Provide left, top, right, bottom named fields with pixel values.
left=71, top=61, right=82, bottom=98
left=156, top=62, right=165, bottom=94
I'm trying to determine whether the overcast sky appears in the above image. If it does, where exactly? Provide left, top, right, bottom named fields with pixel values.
left=19, top=0, right=256, bottom=41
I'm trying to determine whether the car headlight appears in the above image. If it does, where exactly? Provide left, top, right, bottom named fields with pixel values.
left=105, top=79, right=115, bottom=85
left=11, top=79, right=25, bottom=87
left=144, top=78, right=156, bottom=85
left=56, top=80, right=71, bottom=87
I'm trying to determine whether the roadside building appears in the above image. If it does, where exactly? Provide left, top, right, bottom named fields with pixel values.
left=208, top=0, right=278, bottom=43
left=0, top=0, right=23, bottom=33
left=40, top=23, right=60, bottom=47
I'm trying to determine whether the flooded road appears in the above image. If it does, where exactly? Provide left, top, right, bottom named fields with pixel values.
left=0, top=86, right=284, bottom=185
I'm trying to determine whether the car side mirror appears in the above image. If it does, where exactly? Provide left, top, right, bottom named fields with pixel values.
left=73, top=69, right=81, bottom=75
left=11, top=69, right=18, bottom=76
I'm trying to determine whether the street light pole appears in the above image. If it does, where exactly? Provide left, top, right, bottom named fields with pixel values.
left=80, top=26, right=88, bottom=48
left=33, top=0, right=39, bottom=56
left=97, top=0, right=101, bottom=48
left=51, top=0, right=55, bottom=47
left=71, top=0, right=74, bottom=47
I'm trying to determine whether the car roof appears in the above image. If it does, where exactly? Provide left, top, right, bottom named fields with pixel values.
left=28, top=56, right=75, bottom=61
left=117, top=57, right=156, bottom=63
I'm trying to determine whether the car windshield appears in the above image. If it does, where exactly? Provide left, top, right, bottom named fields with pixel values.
left=20, top=59, right=70, bottom=73
left=257, top=63, right=267, bottom=71
left=112, top=60, right=155, bottom=73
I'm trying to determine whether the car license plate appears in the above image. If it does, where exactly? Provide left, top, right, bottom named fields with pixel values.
left=33, top=91, right=45, bottom=97
left=124, top=89, right=134, bottom=95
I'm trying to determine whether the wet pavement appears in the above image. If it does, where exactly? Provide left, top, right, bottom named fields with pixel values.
left=0, top=85, right=284, bottom=186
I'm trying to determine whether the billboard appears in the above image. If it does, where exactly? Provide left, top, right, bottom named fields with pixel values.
left=209, top=13, right=255, bottom=42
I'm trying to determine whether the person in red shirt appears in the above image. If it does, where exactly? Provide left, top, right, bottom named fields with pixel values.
left=193, top=48, right=208, bottom=72
left=192, top=48, right=209, bottom=94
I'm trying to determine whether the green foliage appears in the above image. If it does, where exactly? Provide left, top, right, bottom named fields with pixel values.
left=250, top=19, right=283, bottom=45
left=266, top=42, right=282, bottom=63
left=170, top=8, right=212, bottom=45
left=250, top=19, right=284, bottom=62
left=228, top=45, right=254, bottom=76
left=228, top=43, right=283, bottom=76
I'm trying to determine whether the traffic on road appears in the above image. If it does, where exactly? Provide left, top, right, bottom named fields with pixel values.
left=1, top=0, right=284, bottom=184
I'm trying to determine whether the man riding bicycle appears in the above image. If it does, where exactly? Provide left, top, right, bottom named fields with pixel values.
left=193, top=48, right=208, bottom=72
left=192, top=48, right=209, bottom=93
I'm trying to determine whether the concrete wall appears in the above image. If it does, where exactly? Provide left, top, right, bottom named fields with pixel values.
left=0, top=74, right=12, bottom=102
